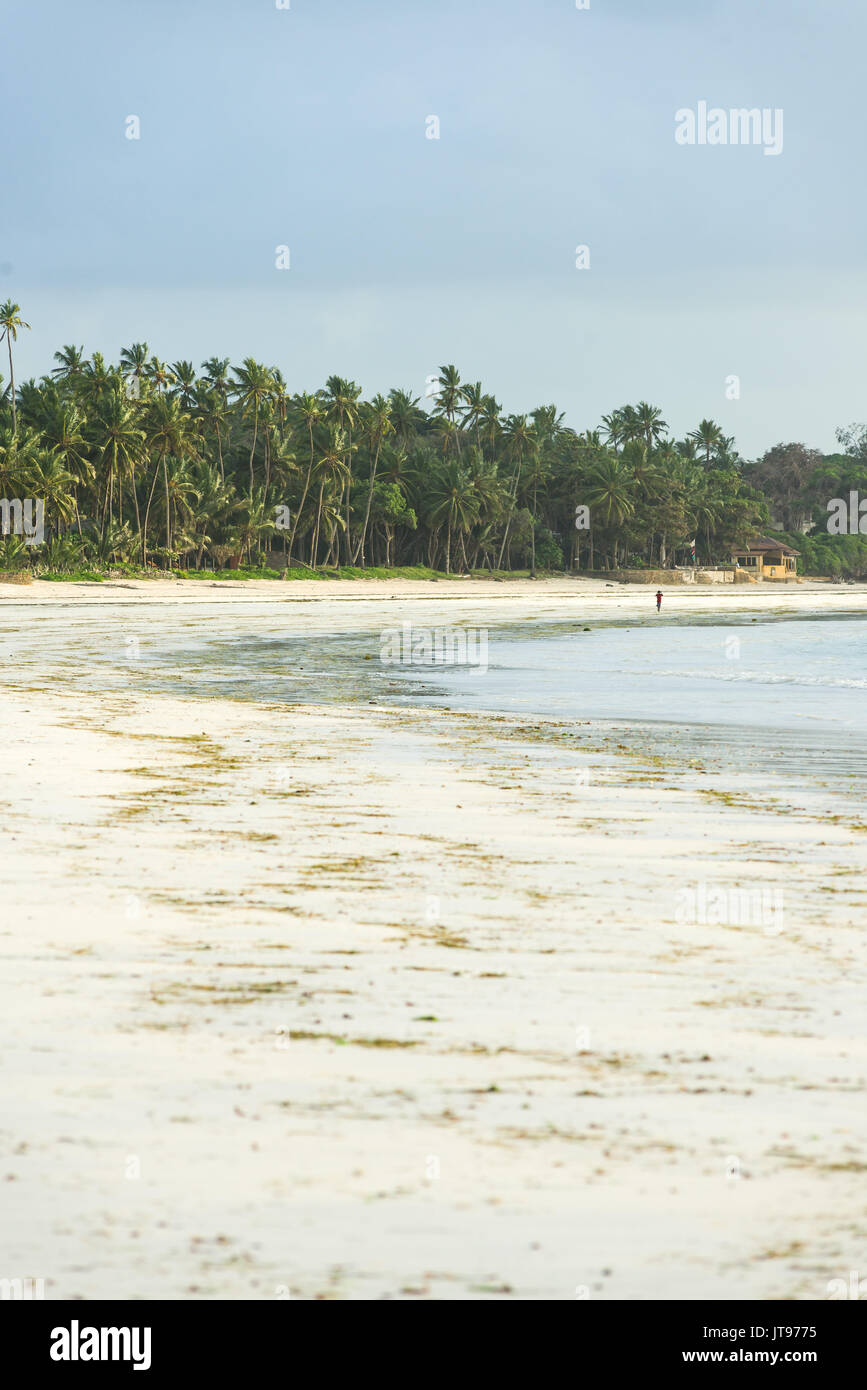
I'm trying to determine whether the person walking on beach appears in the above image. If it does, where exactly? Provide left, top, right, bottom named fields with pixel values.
left=655, top=589, right=663, bottom=612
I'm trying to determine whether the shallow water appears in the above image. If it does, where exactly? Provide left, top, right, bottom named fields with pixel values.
left=3, top=603, right=867, bottom=803
left=387, top=616, right=867, bottom=726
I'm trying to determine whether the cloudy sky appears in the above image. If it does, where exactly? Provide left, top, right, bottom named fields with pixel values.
left=4, top=0, right=865, bottom=455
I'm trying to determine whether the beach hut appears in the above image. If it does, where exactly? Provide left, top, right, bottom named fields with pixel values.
left=731, top=536, right=799, bottom=580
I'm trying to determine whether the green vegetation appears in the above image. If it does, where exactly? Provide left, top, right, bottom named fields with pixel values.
left=746, top=436, right=867, bottom=578
left=0, top=301, right=861, bottom=579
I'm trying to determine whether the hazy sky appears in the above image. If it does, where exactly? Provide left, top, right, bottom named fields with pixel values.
left=4, top=0, right=865, bottom=456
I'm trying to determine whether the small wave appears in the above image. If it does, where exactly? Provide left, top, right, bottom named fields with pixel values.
left=629, top=668, right=867, bottom=690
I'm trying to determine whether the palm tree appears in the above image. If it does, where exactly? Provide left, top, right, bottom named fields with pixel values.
left=287, top=391, right=323, bottom=565
left=465, top=449, right=504, bottom=569
left=26, top=452, right=77, bottom=538
left=142, top=395, right=194, bottom=566
left=120, top=343, right=151, bottom=399
left=200, top=357, right=231, bottom=400
left=324, top=376, right=361, bottom=561
left=388, top=388, right=424, bottom=448
left=600, top=410, right=627, bottom=453
left=310, top=431, right=350, bottom=567
left=231, top=358, right=273, bottom=492
left=433, top=364, right=463, bottom=455
left=194, top=382, right=231, bottom=481
left=90, top=385, right=144, bottom=534
left=426, top=460, right=480, bottom=574
left=585, top=456, right=636, bottom=567
left=158, top=455, right=200, bottom=560
left=0, top=328, right=776, bottom=582
left=234, top=487, right=277, bottom=566
left=52, top=345, right=86, bottom=382
left=81, top=351, right=113, bottom=400
left=635, top=402, right=668, bottom=453
left=171, top=360, right=198, bottom=409
left=460, top=381, right=486, bottom=450
left=354, top=393, right=393, bottom=565
left=518, top=444, right=548, bottom=577
left=40, top=399, right=92, bottom=533
left=0, top=301, right=31, bottom=433
left=187, top=458, right=239, bottom=568
left=689, top=419, right=725, bottom=468
left=497, top=414, right=536, bottom=567
left=147, top=358, right=176, bottom=397
left=0, top=424, right=39, bottom=503
left=480, top=394, right=502, bottom=463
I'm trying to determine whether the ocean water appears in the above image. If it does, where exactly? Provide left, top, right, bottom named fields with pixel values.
left=3, top=603, right=867, bottom=800
left=385, top=616, right=867, bottom=732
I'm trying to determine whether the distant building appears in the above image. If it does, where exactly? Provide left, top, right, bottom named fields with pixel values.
left=731, top=536, right=799, bottom=580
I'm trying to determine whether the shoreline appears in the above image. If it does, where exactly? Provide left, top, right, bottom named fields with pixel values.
left=2, top=590, right=866, bottom=1299
left=3, top=576, right=867, bottom=631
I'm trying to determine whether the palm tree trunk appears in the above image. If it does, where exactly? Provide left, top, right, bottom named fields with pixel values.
left=130, top=462, right=141, bottom=537
left=530, top=480, right=537, bottom=577
left=354, top=438, right=383, bottom=566
left=249, top=403, right=259, bottom=491
left=311, top=480, right=325, bottom=567
left=288, top=428, right=315, bottom=564
left=6, top=336, right=16, bottom=434
left=142, top=450, right=164, bottom=568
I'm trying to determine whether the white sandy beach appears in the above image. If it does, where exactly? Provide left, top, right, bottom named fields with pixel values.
left=1, top=579, right=866, bottom=1300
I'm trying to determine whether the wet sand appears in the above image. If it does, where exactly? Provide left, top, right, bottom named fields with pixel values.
left=1, top=584, right=866, bottom=1300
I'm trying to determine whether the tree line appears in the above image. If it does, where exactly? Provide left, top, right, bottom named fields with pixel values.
left=1, top=297, right=855, bottom=578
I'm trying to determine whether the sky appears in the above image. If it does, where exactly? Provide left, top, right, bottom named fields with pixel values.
left=3, top=0, right=866, bottom=457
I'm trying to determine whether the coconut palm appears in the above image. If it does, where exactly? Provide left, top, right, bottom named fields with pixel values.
left=157, top=455, right=200, bottom=560
left=635, top=402, right=668, bottom=453
left=0, top=301, right=30, bottom=434
left=52, top=345, right=86, bottom=382
left=200, top=357, right=231, bottom=400
left=231, top=358, right=273, bottom=492
left=689, top=419, right=725, bottom=468
left=171, top=360, right=198, bottom=410
left=388, top=388, right=424, bottom=448
left=0, top=424, right=39, bottom=501
left=324, top=376, right=361, bottom=561
left=460, top=381, right=486, bottom=450
left=286, top=391, right=323, bottom=565
left=310, top=431, right=350, bottom=566
left=600, top=411, right=627, bottom=453
left=480, top=394, right=502, bottom=462
left=433, top=364, right=464, bottom=454
left=148, top=358, right=176, bottom=397
left=354, top=393, right=393, bottom=566
left=40, top=399, right=92, bottom=532
left=426, top=460, right=480, bottom=574
left=497, top=414, right=537, bottom=567
left=142, top=395, right=195, bottom=566
left=0, top=326, right=778, bottom=581
left=26, top=451, right=77, bottom=538
left=585, top=456, right=636, bottom=567
left=90, top=385, right=144, bottom=534
left=120, top=343, right=151, bottom=399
